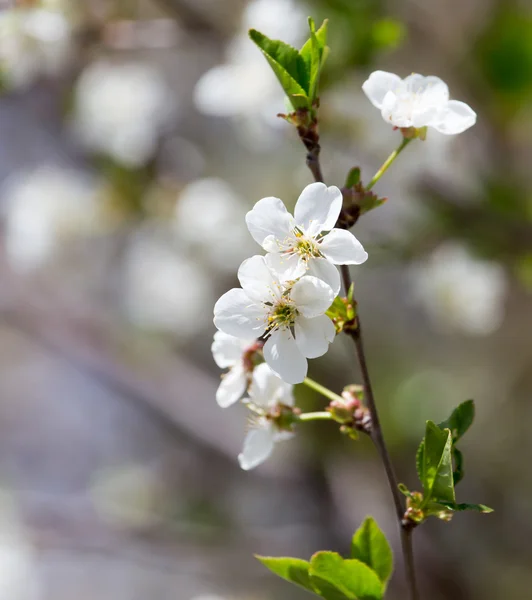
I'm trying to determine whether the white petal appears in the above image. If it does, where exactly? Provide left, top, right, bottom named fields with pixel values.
left=237, top=255, right=279, bottom=303
left=214, top=288, right=267, bottom=338
left=306, top=257, right=341, bottom=296
left=411, top=106, right=439, bottom=128
left=263, top=330, right=307, bottom=384
left=430, top=100, right=476, bottom=135
left=211, top=331, right=250, bottom=368
left=216, top=365, right=248, bottom=408
left=381, top=91, right=404, bottom=126
left=265, top=252, right=306, bottom=282
left=249, top=362, right=294, bottom=408
left=245, top=197, right=294, bottom=248
left=294, top=183, right=342, bottom=233
left=238, top=422, right=275, bottom=470
left=290, top=276, right=335, bottom=318
left=295, top=314, right=336, bottom=359
left=362, top=70, right=403, bottom=109
left=403, top=74, right=449, bottom=106
left=319, top=229, right=368, bottom=265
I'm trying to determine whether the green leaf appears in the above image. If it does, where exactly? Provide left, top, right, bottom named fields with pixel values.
left=453, top=447, right=464, bottom=485
left=256, top=556, right=316, bottom=594
left=440, top=502, right=494, bottom=514
left=421, top=421, right=455, bottom=505
left=249, top=29, right=309, bottom=109
left=344, top=167, right=361, bottom=188
left=438, top=400, right=475, bottom=443
left=351, top=517, right=393, bottom=586
left=300, top=18, right=329, bottom=102
left=309, top=552, right=384, bottom=600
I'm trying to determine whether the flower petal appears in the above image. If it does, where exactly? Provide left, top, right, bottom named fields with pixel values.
left=238, top=422, right=275, bottom=470
left=245, top=197, right=294, bottom=248
left=291, top=276, right=335, bottom=318
left=403, top=74, right=449, bottom=105
left=306, top=257, right=341, bottom=296
left=249, top=362, right=294, bottom=408
left=294, top=183, right=342, bottom=233
left=263, top=329, right=307, bottom=384
left=430, top=100, right=476, bottom=135
left=237, top=255, right=280, bottom=303
left=211, top=331, right=250, bottom=368
left=265, top=251, right=306, bottom=282
left=319, top=229, right=368, bottom=265
left=214, top=288, right=267, bottom=338
left=295, top=314, right=336, bottom=359
left=362, top=70, right=403, bottom=109
left=216, top=364, right=248, bottom=408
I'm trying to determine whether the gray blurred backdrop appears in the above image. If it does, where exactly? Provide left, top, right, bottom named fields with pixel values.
left=0, top=0, right=530, bottom=599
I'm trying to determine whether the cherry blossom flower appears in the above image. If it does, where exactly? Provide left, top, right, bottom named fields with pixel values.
left=211, top=332, right=263, bottom=408
left=0, top=3, right=71, bottom=89
left=238, top=363, right=295, bottom=470
left=362, top=71, right=476, bottom=135
left=2, top=166, right=103, bottom=271
left=73, top=61, right=173, bottom=167
left=410, top=243, right=506, bottom=335
left=245, top=182, right=368, bottom=294
left=213, top=255, right=335, bottom=384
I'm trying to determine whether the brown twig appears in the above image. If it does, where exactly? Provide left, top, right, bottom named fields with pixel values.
left=296, top=122, right=420, bottom=599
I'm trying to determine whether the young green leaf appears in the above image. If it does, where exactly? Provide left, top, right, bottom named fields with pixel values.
left=440, top=502, right=494, bottom=514
left=438, top=399, right=475, bottom=443
left=421, top=421, right=455, bottom=505
left=299, top=18, right=329, bottom=102
left=344, top=167, right=361, bottom=188
left=351, top=517, right=393, bottom=586
left=452, top=447, right=464, bottom=485
left=309, top=551, right=384, bottom=600
left=249, top=29, right=309, bottom=109
left=255, top=556, right=316, bottom=594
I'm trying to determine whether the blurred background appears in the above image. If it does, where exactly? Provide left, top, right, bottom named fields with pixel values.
left=0, top=0, right=530, bottom=598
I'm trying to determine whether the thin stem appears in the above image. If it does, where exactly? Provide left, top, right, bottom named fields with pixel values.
left=298, top=411, right=333, bottom=422
left=340, top=265, right=419, bottom=600
left=299, top=124, right=419, bottom=599
left=366, top=137, right=412, bottom=191
left=303, top=377, right=344, bottom=404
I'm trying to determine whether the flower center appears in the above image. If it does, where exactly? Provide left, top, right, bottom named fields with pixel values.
left=284, top=228, right=321, bottom=262
left=266, top=298, right=298, bottom=332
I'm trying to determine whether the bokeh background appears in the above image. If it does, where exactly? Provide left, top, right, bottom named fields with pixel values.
left=0, top=0, right=530, bottom=598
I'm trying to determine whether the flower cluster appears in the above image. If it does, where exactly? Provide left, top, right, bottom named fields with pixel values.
left=212, top=182, right=368, bottom=468
left=214, top=182, right=367, bottom=384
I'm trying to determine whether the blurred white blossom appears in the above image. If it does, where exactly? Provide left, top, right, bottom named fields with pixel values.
left=174, top=178, right=253, bottom=273
left=194, top=0, right=307, bottom=142
left=123, top=232, right=213, bottom=338
left=73, top=61, right=173, bottom=167
left=0, top=492, right=41, bottom=600
left=411, top=243, right=506, bottom=335
left=0, top=2, right=71, bottom=89
left=3, top=166, right=103, bottom=271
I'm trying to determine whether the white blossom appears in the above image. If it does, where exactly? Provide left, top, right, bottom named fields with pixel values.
left=0, top=4, right=71, bottom=89
left=174, top=178, right=254, bottom=273
left=2, top=166, right=103, bottom=271
left=238, top=362, right=295, bottom=470
left=124, top=232, right=213, bottom=339
left=214, top=255, right=335, bottom=384
left=211, top=331, right=261, bottom=408
left=411, top=243, right=506, bottom=335
left=362, top=71, right=476, bottom=135
left=246, top=182, right=368, bottom=294
left=73, top=61, right=173, bottom=167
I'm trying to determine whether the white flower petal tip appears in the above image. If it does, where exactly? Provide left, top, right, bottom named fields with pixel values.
left=363, top=71, right=476, bottom=135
